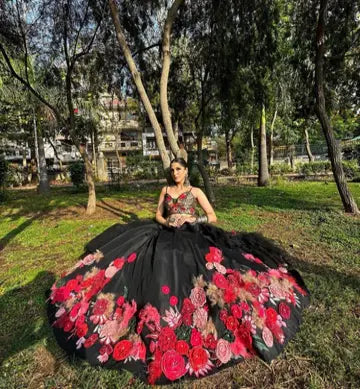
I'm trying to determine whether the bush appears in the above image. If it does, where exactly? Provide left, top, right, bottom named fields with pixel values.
left=219, top=168, right=231, bottom=176
left=68, top=161, right=85, bottom=188
left=342, top=160, right=360, bottom=180
left=296, top=161, right=331, bottom=176
left=235, top=163, right=258, bottom=175
left=270, top=163, right=293, bottom=175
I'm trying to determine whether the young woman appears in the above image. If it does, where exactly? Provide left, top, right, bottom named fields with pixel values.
left=48, top=158, right=309, bottom=385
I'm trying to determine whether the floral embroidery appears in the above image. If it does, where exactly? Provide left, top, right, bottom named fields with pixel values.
left=49, top=244, right=308, bottom=385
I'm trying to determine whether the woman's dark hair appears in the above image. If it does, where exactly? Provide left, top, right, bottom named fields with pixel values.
left=170, top=157, right=188, bottom=168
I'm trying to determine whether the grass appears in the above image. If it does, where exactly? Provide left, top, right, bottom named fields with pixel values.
left=0, top=181, right=359, bottom=388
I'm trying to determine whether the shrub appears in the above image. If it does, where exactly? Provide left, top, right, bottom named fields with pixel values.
left=297, top=161, right=331, bottom=176
left=236, top=163, right=258, bottom=175
left=270, top=163, right=293, bottom=175
left=68, top=161, right=85, bottom=188
left=219, top=168, right=231, bottom=176
left=342, top=160, right=360, bottom=180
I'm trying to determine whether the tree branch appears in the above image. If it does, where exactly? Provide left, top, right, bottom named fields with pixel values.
left=0, top=42, right=62, bottom=123
left=160, top=0, right=184, bottom=156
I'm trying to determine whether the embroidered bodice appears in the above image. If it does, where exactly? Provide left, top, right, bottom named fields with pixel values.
left=164, top=187, right=197, bottom=216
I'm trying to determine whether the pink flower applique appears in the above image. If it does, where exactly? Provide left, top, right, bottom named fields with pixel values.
left=97, top=344, right=113, bottom=363
left=242, top=252, right=263, bottom=265
left=162, top=307, right=181, bottom=328
left=161, top=285, right=170, bottom=295
left=190, top=287, right=206, bottom=308
left=215, top=339, right=232, bottom=364
left=262, top=326, right=274, bottom=347
left=193, top=307, right=208, bottom=330
left=137, top=303, right=161, bottom=334
left=105, top=265, right=119, bottom=279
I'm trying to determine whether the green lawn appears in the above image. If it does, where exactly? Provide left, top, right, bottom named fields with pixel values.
left=0, top=181, right=359, bottom=389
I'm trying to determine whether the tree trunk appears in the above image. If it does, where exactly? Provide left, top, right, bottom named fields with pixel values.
left=269, top=109, right=277, bottom=166
left=258, top=104, right=270, bottom=186
left=225, top=130, right=233, bottom=169
left=304, top=128, right=314, bottom=162
left=37, top=129, right=50, bottom=193
left=114, top=132, right=123, bottom=174
left=91, top=128, right=97, bottom=178
left=33, top=110, right=50, bottom=193
left=48, top=137, right=64, bottom=180
left=79, top=144, right=96, bottom=215
left=160, top=0, right=184, bottom=157
left=197, top=133, right=215, bottom=205
left=108, top=0, right=170, bottom=171
left=250, top=128, right=255, bottom=174
left=315, top=0, right=359, bottom=214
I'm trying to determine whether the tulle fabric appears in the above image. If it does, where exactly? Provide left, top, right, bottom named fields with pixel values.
left=48, top=220, right=310, bottom=384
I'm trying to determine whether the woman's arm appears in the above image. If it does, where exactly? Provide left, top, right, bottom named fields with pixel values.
left=155, top=186, right=168, bottom=226
left=194, top=188, right=217, bottom=223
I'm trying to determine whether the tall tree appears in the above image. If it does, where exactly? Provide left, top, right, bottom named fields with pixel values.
left=0, top=0, right=106, bottom=213
left=314, top=0, right=359, bottom=214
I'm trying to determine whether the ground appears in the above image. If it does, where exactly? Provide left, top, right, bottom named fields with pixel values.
left=0, top=181, right=359, bottom=389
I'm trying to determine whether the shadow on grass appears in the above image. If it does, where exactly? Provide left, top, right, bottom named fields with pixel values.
left=0, top=271, right=56, bottom=365
left=214, top=184, right=352, bottom=213
left=98, top=199, right=140, bottom=222
left=0, top=215, right=39, bottom=251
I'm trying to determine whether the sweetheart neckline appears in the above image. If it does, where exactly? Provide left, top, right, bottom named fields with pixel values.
left=165, top=189, right=193, bottom=201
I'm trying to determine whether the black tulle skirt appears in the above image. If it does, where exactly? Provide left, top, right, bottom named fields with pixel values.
left=48, top=220, right=310, bottom=385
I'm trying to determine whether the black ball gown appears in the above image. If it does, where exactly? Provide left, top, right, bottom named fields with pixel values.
left=48, top=188, right=310, bottom=385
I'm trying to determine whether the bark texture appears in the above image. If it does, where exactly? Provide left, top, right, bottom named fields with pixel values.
left=269, top=109, right=277, bottom=166
left=108, top=0, right=170, bottom=170
left=258, top=104, right=270, bottom=186
left=160, top=0, right=184, bottom=157
left=315, top=0, right=359, bottom=214
left=304, top=128, right=314, bottom=162
left=79, top=144, right=96, bottom=215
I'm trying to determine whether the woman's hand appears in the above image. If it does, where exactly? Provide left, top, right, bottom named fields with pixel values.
left=176, top=215, right=196, bottom=227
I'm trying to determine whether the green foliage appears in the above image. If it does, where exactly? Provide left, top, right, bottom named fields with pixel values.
left=68, top=161, right=85, bottom=188
left=269, top=163, right=293, bottom=175
left=236, top=163, right=258, bottom=175
left=219, top=168, right=232, bottom=176
left=296, top=161, right=332, bottom=176
left=342, top=160, right=360, bottom=180
left=125, top=154, right=163, bottom=180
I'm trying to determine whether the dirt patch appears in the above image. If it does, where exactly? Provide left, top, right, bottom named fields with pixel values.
left=27, top=345, right=57, bottom=389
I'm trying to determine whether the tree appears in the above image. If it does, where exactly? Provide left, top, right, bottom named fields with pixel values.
left=0, top=0, right=106, bottom=214
left=314, top=0, right=359, bottom=214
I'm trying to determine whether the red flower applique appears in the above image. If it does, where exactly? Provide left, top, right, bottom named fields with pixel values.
left=212, top=273, right=229, bottom=289
left=161, top=350, right=187, bottom=381
left=279, top=302, right=291, bottom=320
left=187, top=346, right=213, bottom=377
left=161, top=285, right=170, bottom=294
left=84, top=333, right=98, bottom=348
left=113, top=257, right=126, bottom=269
left=176, top=340, right=190, bottom=356
left=190, top=328, right=202, bottom=347
left=169, top=296, right=178, bottom=306
left=113, top=339, right=133, bottom=361
left=158, top=327, right=177, bottom=352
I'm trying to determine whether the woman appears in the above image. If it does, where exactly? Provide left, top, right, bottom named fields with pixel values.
left=48, top=158, right=309, bottom=385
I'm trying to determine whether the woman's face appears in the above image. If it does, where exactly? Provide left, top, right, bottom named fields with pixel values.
left=170, top=162, right=187, bottom=184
